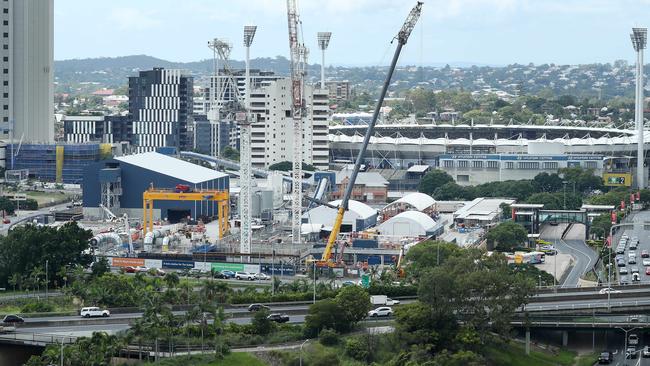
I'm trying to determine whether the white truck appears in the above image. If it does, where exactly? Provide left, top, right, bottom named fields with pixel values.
left=370, top=295, right=400, bottom=306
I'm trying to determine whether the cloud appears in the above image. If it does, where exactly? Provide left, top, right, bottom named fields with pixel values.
left=109, top=7, right=161, bottom=31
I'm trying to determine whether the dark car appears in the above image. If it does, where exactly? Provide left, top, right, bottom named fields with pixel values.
left=627, top=347, right=638, bottom=359
left=221, top=270, right=235, bottom=279
left=598, top=351, right=613, bottom=364
left=267, top=313, right=290, bottom=323
left=212, top=271, right=226, bottom=279
left=248, top=304, right=270, bottom=312
left=2, top=314, right=24, bottom=324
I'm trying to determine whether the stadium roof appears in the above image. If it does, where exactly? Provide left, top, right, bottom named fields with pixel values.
left=116, top=152, right=228, bottom=184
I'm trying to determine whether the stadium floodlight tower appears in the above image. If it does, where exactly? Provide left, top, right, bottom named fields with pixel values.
left=240, top=25, right=257, bottom=256
left=317, top=32, right=332, bottom=88
left=631, top=27, right=647, bottom=189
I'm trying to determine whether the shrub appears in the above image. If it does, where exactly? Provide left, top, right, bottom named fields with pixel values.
left=318, top=328, right=339, bottom=346
left=345, top=337, right=369, bottom=361
left=21, top=300, right=54, bottom=313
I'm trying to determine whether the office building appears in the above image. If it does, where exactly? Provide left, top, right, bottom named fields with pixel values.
left=1, top=0, right=54, bottom=142
left=63, top=115, right=130, bottom=143
left=129, top=68, right=193, bottom=153
left=324, top=80, right=351, bottom=101
left=249, top=78, right=329, bottom=170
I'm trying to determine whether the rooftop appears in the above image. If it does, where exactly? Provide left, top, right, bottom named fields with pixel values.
left=454, top=197, right=516, bottom=221
left=116, top=152, right=228, bottom=184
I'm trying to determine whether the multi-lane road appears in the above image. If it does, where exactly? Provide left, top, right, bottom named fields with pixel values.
left=540, top=223, right=598, bottom=287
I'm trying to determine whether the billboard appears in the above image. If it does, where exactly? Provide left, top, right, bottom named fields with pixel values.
left=161, top=260, right=194, bottom=269
left=603, top=173, right=632, bottom=187
left=211, top=262, right=245, bottom=272
left=112, top=257, right=145, bottom=267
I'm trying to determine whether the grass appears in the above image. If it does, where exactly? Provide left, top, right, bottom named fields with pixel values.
left=142, top=353, right=266, bottom=366
left=484, top=341, right=577, bottom=366
left=574, top=351, right=599, bottom=366
left=23, top=190, right=71, bottom=205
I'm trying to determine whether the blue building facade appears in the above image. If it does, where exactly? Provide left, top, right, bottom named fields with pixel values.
left=82, top=152, right=229, bottom=222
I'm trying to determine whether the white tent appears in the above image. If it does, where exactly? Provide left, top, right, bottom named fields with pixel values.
left=377, top=211, right=437, bottom=237
left=302, top=199, right=377, bottom=232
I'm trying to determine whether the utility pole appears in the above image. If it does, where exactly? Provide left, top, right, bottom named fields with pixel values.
left=45, top=259, right=48, bottom=301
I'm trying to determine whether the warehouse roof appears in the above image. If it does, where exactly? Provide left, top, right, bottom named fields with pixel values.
left=116, top=152, right=227, bottom=184
left=328, top=199, right=377, bottom=219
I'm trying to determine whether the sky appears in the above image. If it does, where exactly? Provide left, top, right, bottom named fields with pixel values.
left=55, top=0, right=650, bottom=66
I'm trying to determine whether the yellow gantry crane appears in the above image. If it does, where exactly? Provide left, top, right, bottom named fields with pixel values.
left=142, top=187, right=230, bottom=239
left=316, top=2, right=423, bottom=267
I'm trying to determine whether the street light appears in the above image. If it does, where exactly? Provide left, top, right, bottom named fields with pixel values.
left=562, top=181, right=568, bottom=210
left=617, top=326, right=640, bottom=365
left=313, top=260, right=316, bottom=304
left=299, top=339, right=310, bottom=366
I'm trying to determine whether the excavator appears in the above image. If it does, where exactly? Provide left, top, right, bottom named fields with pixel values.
left=315, top=2, right=423, bottom=268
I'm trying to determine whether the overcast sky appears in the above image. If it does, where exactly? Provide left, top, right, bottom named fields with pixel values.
left=55, top=0, right=650, bottom=66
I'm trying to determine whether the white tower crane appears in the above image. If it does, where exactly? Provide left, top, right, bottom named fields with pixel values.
left=287, top=0, right=308, bottom=249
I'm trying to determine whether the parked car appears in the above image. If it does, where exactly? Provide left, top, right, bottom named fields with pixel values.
left=248, top=304, right=271, bottom=312
left=643, top=346, right=650, bottom=358
left=267, top=313, right=290, bottom=323
left=617, top=247, right=626, bottom=255
left=620, top=276, right=630, bottom=285
left=80, top=307, right=110, bottom=318
left=617, top=259, right=627, bottom=267
left=627, top=347, right=638, bottom=359
left=1, top=314, right=24, bottom=324
left=631, top=266, right=640, bottom=274
left=220, top=270, right=235, bottom=279
left=620, top=267, right=629, bottom=275
left=149, top=268, right=166, bottom=276
left=629, top=255, right=637, bottom=265
left=646, top=267, right=650, bottom=276
left=598, top=351, right=613, bottom=364
left=254, top=273, right=270, bottom=280
left=235, top=272, right=256, bottom=281
left=631, top=242, right=638, bottom=250
left=643, top=258, right=650, bottom=266
left=599, top=288, right=621, bottom=295
left=124, top=266, right=137, bottom=273
left=368, top=306, right=393, bottom=317
left=134, top=266, right=149, bottom=273
left=212, top=271, right=226, bottom=279
left=629, top=334, right=639, bottom=346
left=643, top=250, right=650, bottom=258
left=633, top=273, right=641, bottom=282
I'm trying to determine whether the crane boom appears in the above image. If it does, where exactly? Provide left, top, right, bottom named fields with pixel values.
left=287, top=0, right=307, bottom=248
left=318, top=1, right=423, bottom=266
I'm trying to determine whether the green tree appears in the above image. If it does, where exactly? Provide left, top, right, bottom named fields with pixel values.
left=0, top=197, right=16, bottom=215
left=486, top=222, right=528, bottom=251
left=334, top=285, right=371, bottom=325
left=269, top=161, right=316, bottom=172
left=91, top=257, right=110, bottom=278
left=418, top=170, right=454, bottom=196
left=251, top=309, right=273, bottom=336
left=222, top=146, right=240, bottom=162
left=305, top=298, right=349, bottom=336
left=405, top=240, right=461, bottom=277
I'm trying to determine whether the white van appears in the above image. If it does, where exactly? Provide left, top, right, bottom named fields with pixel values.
left=80, top=307, right=110, bottom=318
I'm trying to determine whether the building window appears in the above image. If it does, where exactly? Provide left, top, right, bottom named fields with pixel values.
left=543, top=162, right=559, bottom=170
left=2, top=21, right=7, bottom=26
left=487, top=161, right=499, bottom=169
left=2, top=93, right=6, bottom=98
left=458, top=160, right=468, bottom=168
left=472, top=160, right=483, bottom=168
left=2, top=9, right=7, bottom=14
left=2, top=32, right=6, bottom=38
left=585, top=161, right=597, bottom=169
left=2, top=117, right=6, bottom=122
left=517, top=162, right=540, bottom=170
left=2, top=56, right=6, bottom=61
left=2, top=45, right=6, bottom=50
left=443, top=160, right=454, bottom=168
left=505, top=162, right=514, bottom=169
left=2, top=81, right=6, bottom=86
left=2, top=105, right=7, bottom=110
left=2, top=69, right=7, bottom=74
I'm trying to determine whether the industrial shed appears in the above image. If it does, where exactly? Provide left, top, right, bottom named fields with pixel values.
left=377, top=211, right=438, bottom=237
left=82, top=152, right=229, bottom=222
left=302, top=199, right=378, bottom=232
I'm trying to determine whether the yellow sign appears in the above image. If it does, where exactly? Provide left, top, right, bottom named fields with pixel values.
left=603, top=173, right=632, bottom=187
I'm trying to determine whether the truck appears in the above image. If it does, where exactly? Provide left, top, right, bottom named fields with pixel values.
left=370, top=295, right=400, bottom=306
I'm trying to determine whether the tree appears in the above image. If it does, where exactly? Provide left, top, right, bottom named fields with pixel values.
left=405, top=240, right=461, bottom=277
left=525, top=192, right=562, bottom=209
left=305, top=298, right=349, bottom=336
left=0, top=197, right=16, bottom=215
left=532, top=172, right=563, bottom=192
left=418, top=170, right=454, bottom=196
left=486, top=222, right=528, bottom=251
left=334, top=285, right=371, bottom=325
left=251, top=309, right=273, bottom=336
left=222, top=146, right=240, bottom=162
left=269, top=161, right=315, bottom=172
left=91, top=257, right=110, bottom=278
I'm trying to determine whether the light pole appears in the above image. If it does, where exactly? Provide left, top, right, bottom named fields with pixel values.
left=299, top=339, right=310, bottom=366
left=538, top=274, right=541, bottom=289
left=617, top=326, right=640, bottom=365
left=45, top=259, right=48, bottom=301
left=562, top=181, right=568, bottom=210
left=313, top=260, right=316, bottom=304
left=631, top=28, right=647, bottom=190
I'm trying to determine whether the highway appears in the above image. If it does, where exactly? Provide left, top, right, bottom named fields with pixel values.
left=613, top=210, right=650, bottom=287
left=540, top=223, right=597, bottom=287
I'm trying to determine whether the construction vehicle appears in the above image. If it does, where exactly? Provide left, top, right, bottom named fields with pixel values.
left=316, top=2, right=423, bottom=267
left=175, top=184, right=192, bottom=193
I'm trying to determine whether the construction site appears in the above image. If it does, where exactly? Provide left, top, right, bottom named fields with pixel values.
left=11, top=2, right=429, bottom=280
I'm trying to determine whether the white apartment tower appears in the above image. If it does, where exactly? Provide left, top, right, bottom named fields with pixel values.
left=1, top=0, right=54, bottom=142
left=249, top=78, right=329, bottom=170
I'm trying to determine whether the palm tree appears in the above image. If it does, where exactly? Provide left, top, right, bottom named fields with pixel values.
left=164, top=272, right=180, bottom=289
left=179, top=281, right=194, bottom=305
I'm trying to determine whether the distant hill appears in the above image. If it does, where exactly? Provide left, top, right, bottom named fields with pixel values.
left=53, top=54, right=319, bottom=92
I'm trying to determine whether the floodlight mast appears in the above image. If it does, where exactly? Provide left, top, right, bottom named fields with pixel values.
left=631, top=28, right=647, bottom=189
left=317, top=32, right=332, bottom=88
left=239, top=25, right=257, bottom=256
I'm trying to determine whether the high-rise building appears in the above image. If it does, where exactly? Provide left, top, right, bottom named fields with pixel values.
left=129, top=68, right=193, bottom=153
left=249, top=78, right=329, bottom=170
left=324, top=81, right=352, bottom=101
left=1, top=0, right=54, bottom=142
left=63, top=115, right=130, bottom=144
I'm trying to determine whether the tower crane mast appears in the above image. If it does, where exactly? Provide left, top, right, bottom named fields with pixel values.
left=286, top=0, right=307, bottom=248
left=317, top=1, right=423, bottom=267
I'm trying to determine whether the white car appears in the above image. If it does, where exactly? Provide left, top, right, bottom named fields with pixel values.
left=368, top=306, right=393, bottom=317
left=134, top=266, right=149, bottom=273
left=642, top=259, right=650, bottom=266
left=235, top=271, right=256, bottom=280
left=599, top=288, right=622, bottom=294
left=80, top=307, right=110, bottom=318
left=254, top=273, right=270, bottom=280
